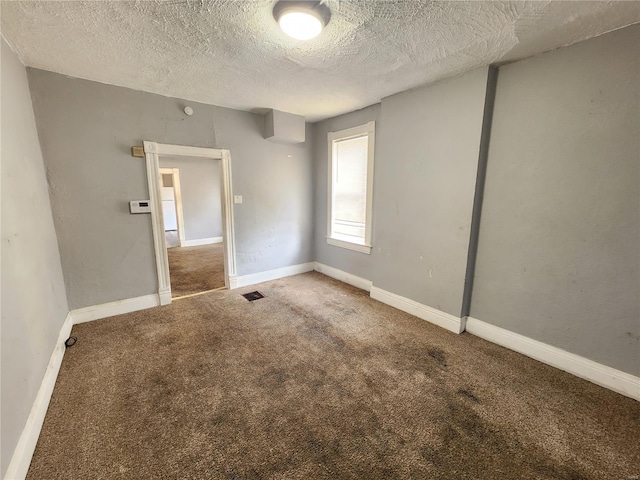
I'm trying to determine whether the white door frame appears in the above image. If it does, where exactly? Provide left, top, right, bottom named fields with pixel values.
left=144, top=141, right=237, bottom=305
left=159, top=167, right=186, bottom=246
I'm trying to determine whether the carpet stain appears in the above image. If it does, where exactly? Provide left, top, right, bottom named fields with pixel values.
left=428, top=347, right=448, bottom=367
left=457, top=388, right=480, bottom=403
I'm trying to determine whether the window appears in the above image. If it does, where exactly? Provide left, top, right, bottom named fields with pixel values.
left=327, top=121, right=375, bottom=254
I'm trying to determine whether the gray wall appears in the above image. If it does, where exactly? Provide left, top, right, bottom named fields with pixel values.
left=1, top=40, right=69, bottom=477
left=313, top=104, right=381, bottom=281
left=159, top=157, right=223, bottom=241
left=372, top=68, right=489, bottom=316
left=471, top=25, right=640, bottom=375
left=28, top=69, right=314, bottom=310
left=313, top=69, right=490, bottom=318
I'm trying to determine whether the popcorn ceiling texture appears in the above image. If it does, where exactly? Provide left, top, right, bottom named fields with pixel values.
left=2, top=0, right=639, bottom=121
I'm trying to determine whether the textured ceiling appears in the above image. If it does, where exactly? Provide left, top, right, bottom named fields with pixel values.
left=2, top=1, right=639, bottom=122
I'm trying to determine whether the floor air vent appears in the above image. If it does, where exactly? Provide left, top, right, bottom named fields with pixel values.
left=242, top=291, right=264, bottom=301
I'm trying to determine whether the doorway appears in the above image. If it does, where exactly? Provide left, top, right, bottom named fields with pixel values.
left=144, top=142, right=237, bottom=305
left=159, top=163, right=225, bottom=298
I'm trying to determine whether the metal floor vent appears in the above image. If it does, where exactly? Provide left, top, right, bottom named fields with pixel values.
left=242, top=291, right=264, bottom=301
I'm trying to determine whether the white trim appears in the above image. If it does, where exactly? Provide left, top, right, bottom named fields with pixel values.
left=181, top=236, right=223, bottom=247
left=220, top=150, right=237, bottom=290
left=70, top=294, right=160, bottom=324
left=327, top=121, right=375, bottom=254
left=173, top=169, right=186, bottom=246
left=326, top=237, right=372, bottom=254
left=313, top=262, right=372, bottom=292
left=4, top=312, right=73, bottom=480
left=370, top=286, right=464, bottom=334
left=145, top=142, right=224, bottom=159
left=465, top=317, right=640, bottom=401
left=144, top=142, right=172, bottom=306
left=158, top=288, right=172, bottom=306
left=327, top=121, right=375, bottom=142
left=144, top=141, right=237, bottom=301
left=231, top=262, right=314, bottom=289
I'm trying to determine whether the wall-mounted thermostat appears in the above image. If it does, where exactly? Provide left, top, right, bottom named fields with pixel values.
left=130, top=200, right=151, bottom=214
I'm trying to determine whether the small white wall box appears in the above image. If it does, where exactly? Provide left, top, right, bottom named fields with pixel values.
left=130, top=200, right=152, bottom=214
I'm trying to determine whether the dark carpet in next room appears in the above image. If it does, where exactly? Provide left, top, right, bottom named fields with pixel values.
left=167, top=243, right=224, bottom=297
left=27, top=272, right=640, bottom=479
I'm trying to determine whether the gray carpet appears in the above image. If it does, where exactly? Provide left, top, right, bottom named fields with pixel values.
left=27, top=272, right=640, bottom=479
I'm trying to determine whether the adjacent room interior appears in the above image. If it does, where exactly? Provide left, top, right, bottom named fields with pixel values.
left=2, top=1, right=639, bottom=479
left=159, top=156, right=226, bottom=298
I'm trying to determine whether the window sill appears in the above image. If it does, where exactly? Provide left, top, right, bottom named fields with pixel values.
left=327, top=237, right=372, bottom=254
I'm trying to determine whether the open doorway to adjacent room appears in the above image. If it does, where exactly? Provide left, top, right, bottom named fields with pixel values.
left=144, top=142, right=237, bottom=305
left=159, top=159, right=225, bottom=299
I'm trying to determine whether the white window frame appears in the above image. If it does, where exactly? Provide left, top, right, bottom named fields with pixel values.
left=327, top=121, right=375, bottom=254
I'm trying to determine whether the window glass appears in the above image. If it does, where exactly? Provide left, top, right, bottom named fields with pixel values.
left=327, top=122, right=375, bottom=254
left=332, top=135, right=368, bottom=243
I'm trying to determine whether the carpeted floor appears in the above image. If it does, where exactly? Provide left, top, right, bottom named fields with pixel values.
left=168, top=243, right=225, bottom=297
left=28, top=273, right=639, bottom=479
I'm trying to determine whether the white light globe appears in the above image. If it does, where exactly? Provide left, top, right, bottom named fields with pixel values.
left=278, top=10, right=323, bottom=40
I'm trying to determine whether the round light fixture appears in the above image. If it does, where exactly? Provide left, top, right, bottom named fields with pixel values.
left=278, top=9, right=323, bottom=40
left=273, top=2, right=330, bottom=41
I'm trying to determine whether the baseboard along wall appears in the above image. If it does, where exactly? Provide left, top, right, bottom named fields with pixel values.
left=230, top=262, right=315, bottom=289
left=465, top=317, right=640, bottom=401
left=70, top=294, right=160, bottom=324
left=312, top=263, right=464, bottom=334
left=370, top=286, right=465, bottom=334
left=4, top=313, right=73, bottom=480
left=180, top=236, right=223, bottom=247
left=313, top=262, right=373, bottom=292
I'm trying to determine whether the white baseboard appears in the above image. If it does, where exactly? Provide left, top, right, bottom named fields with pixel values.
left=180, top=236, right=223, bottom=247
left=313, top=262, right=372, bottom=292
left=370, top=286, right=464, bottom=334
left=231, top=262, right=314, bottom=289
left=158, top=288, right=172, bottom=306
left=70, top=294, right=160, bottom=324
left=465, top=317, right=640, bottom=401
left=4, top=312, right=73, bottom=480
left=6, top=291, right=163, bottom=478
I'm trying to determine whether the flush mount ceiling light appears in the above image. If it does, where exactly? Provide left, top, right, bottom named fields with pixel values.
left=279, top=10, right=322, bottom=40
left=273, top=1, right=331, bottom=41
